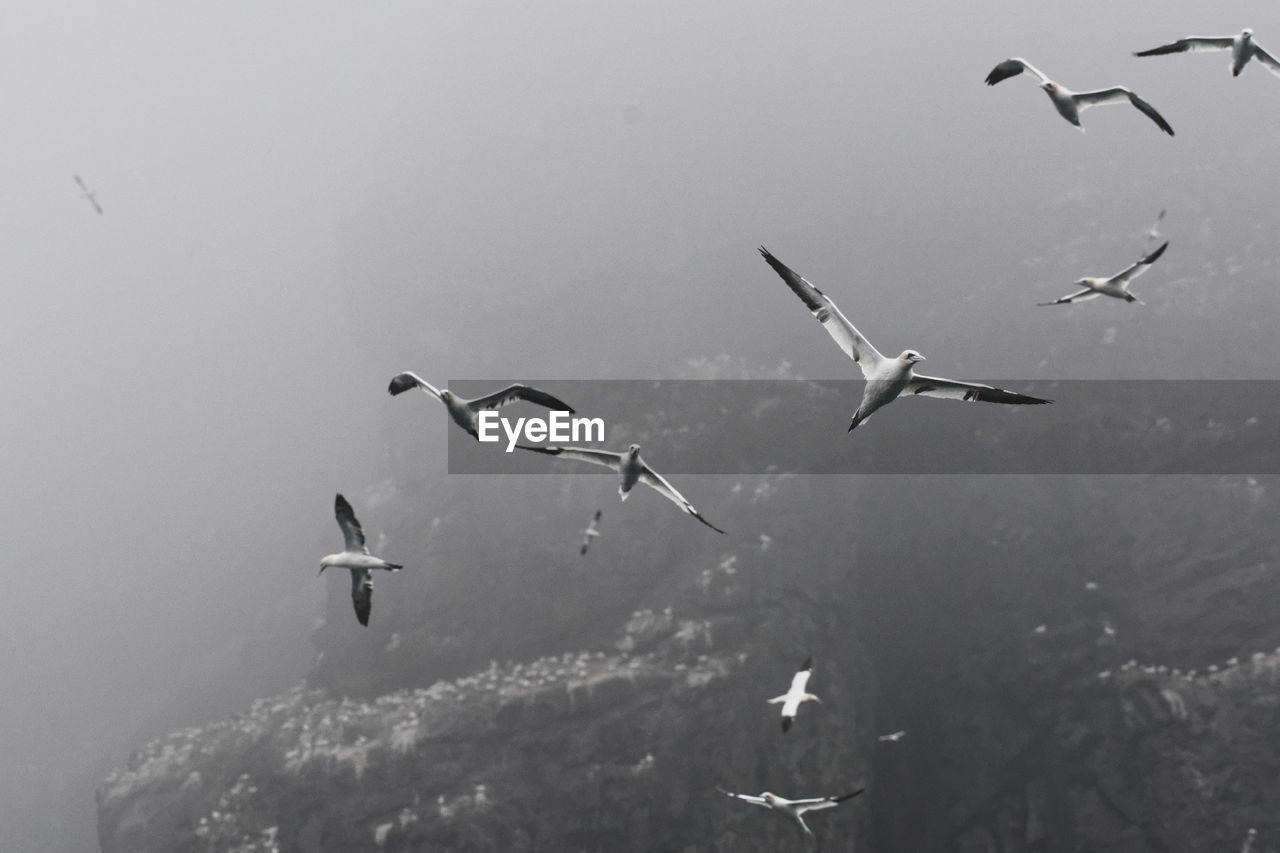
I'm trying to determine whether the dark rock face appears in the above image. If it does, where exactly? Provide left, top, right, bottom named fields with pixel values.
left=97, top=373, right=1280, bottom=852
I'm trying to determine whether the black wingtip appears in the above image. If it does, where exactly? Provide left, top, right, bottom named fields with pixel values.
left=800, top=655, right=813, bottom=671
left=1144, top=240, right=1170, bottom=265
left=781, top=717, right=792, bottom=733
left=832, top=788, right=866, bottom=803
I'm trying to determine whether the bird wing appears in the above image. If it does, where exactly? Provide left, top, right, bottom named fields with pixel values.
left=351, top=568, right=373, bottom=626
left=1134, top=36, right=1234, bottom=56
left=334, top=493, right=368, bottom=553
left=387, top=371, right=443, bottom=400
left=517, top=444, right=623, bottom=471
left=1252, top=42, right=1280, bottom=78
left=717, top=788, right=769, bottom=808
left=906, top=375, right=1052, bottom=405
left=1038, top=288, right=1100, bottom=306
left=638, top=463, right=727, bottom=534
left=759, top=247, right=884, bottom=378
left=89, top=196, right=103, bottom=215
left=466, top=384, right=575, bottom=413
left=985, top=57, right=1051, bottom=86
left=1072, top=88, right=1174, bottom=135
left=794, top=790, right=866, bottom=814
left=1110, top=240, right=1168, bottom=287
left=74, top=174, right=89, bottom=192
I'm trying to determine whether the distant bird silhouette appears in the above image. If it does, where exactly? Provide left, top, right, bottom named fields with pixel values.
left=1136, top=29, right=1280, bottom=80
left=579, top=509, right=602, bottom=555
left=760, top=247, right=1050, bottom=431
left=387, top=373, right=574, bottom=440
left=767, top=657, right=821, bottom=733
left=877, top=730, right=907, bottom=742
left=1242, top=828, right=1258, bottom=853
left=1039, top=242, right=1168, bottom=306
left=984, top=58, right=1174, bottom=135
left=319, top=494, right=403, bottom=626
left=716, top=787, right=864, bottom=838
left=518, top=443, right=725, bottom=533
left=73, top=174, right=103, bottom=214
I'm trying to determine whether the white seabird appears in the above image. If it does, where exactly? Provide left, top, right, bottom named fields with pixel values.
left=877, top=730, right=907, bottom=742
left=1136, top=29, right=1280, bottom=79
left=579, top=509, right=602, bottom=555
left=760, top=247, right=1050, bottom=431
left=984, top=58, right=1175, bottom=135
left=73, top=174, right=103, bottom=214
left=767, top=657, right=821, bottom=733
left=1242, top=828, right=1258, bottom=853
left=319, top=494, right=404, bottom=626
left=387, top=373, right=575, bottom=439
left=716, top=787, right=864, bottom=838
left=519, top=443, right=726, bottom=533
left=1038, top=241, right=1168, bottom=306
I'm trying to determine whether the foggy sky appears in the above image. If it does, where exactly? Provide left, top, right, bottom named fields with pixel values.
left=4, top=2, right=1280, bottom=850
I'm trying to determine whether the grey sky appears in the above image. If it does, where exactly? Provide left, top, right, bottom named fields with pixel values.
left=4, top=2, right=1280, bottom=850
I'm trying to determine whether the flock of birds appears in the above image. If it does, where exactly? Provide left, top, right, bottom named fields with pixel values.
left=76, top=22, right=1269, bottom=846
left=306, top=24, right=1280, bottom=843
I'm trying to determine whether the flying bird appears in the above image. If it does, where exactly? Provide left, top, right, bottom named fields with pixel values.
left=517, top=444, right=725, bottom=533
left=1038, top=241, right=1168, bottom=306
left=387, top=373, right=575, bottom=439
left=579, top=509, right=602, bottom=555
left=759, top=247, right=1050, bottom=431
left=984, top=58, right=1174, bottom=135
left=716, top=787, right=864, bottom=838
left=73, top=174, right=103, bottom=214
left=767, top=657, right=821, bottom=733
left=1135, top=29, right=1280, bottom=79
left=877, top=730, right=907, bottom=742
left=319, top=494, right=404, bottom=626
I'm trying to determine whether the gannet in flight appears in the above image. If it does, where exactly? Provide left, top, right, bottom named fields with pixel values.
left=579, top=509, right=602, bottom=555
left=984, top=58, right=1175, bottom=135
left=716, top=787, right=864, bottom=838
left=1038, top=241, right=1168, bottom=306
left=518, top=444, right=726, bottom=533
left=1242, top=828, right=1258, bottom=853
left=319, top=494, right=403, bottom=626
left=387, top=373, right=574, bottom=439
left=877, top=730, right=907, bottom=742
left=73, top=174, right=103, bottom=214
left=1136, top=29, right=1280, bottom=79
left=767, top=657, right=820, bottom=733
left=759, top=247, right=1050, bottom=431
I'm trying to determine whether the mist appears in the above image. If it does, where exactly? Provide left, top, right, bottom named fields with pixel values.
left=5, top=1, right=1280, bottom=850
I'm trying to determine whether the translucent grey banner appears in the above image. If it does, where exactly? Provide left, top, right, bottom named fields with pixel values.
left=443, top=380, right=1277, bottom=475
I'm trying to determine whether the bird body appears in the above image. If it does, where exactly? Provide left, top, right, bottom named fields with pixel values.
left=767, top=657, right=821, bottom=732
left=759, top=247, right=1050, bottom=430
left=319, top=494, right=403, bottom=626
left=1135, top=29, right=1280, bottom=79
left=717, top=787, right=864, bottom=837
left=984, top=58, right=1174, bottom=135
left=1039, top=241, right=1168, bottom=306
left=519, top=443, right=725, bottom=533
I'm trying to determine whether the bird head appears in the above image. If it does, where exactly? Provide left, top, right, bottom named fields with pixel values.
left=1242, top=28, right=1254, bottom=38
left=899, top=350, right=926, bottom=364
left=439, top=389, right=455, bottom=403
left=762, top=793, right=777, bottom=804
left=627, top=444, right=641, bottom=458
left=1041, top=81, right=1057, bottom=93
left=318, top=555, right=334, bottom=576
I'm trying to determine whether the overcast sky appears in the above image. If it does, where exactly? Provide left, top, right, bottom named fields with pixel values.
left=4, top=2, right=1280, bottom=850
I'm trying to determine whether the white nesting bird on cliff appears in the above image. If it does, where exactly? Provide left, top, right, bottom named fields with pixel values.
left=387, top=373, right=575, bottom=439
left=767, top=657, right=821, bottom=733
left=1038, top=242, right=1168, bottom=306
left=760, top=247, right=1050, bottom=431
left=319, top=494, right=403, bottom=626
left=984, top=58, right=1175, bottom=135
left=1135, top=29, right=1280, bottom=80
left=716, top=787, right=864, bottom=838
